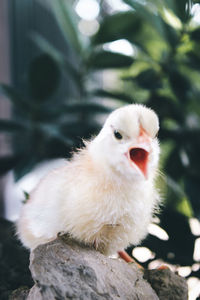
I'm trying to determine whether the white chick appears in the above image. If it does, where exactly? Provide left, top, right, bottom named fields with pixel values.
left=17, top=104, right=160, bottom=255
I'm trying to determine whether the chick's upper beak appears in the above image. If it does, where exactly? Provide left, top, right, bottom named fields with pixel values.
left=128, top=127, right=151, bottom=179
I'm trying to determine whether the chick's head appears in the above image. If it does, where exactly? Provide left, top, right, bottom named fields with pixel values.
left=89, top=104, right=160, bottom=180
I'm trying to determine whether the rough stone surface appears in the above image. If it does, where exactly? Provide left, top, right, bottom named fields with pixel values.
left=144, top=269, right=188, bottom=300
left=27, top=236, right=159, bottom=300
left=11, top=235, right=188, bottom=300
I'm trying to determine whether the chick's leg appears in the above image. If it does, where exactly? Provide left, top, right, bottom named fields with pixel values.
left=118, top=250, right=143, bottom=269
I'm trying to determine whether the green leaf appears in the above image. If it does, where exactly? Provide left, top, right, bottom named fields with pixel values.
left=0, top=119, right=26, bottom=132
left=162, top=20, right=180, bottom=47
left=162, top=0, right=191, bottom=23
left=136, top=69, right=162, bottom=90
left=28, top=54, right=61, bottom=101
left=38, top=123, right=74, bottom=147
left=164, top=0, right=191, bottom=22
left=0, top=155, right=22, bottom=175
left=123, top=0, right=165, bottom=38
left=168, top=69, right=191, bottom=100
left=174, top=0, right=191, bottom=23
left=185, top=176, right=200, bottom=219
left=14, top=156, right=38, bottom=181
left=161, top=127, right=200, bottom=142
left=60, top=120, right=100, bottom=139
left=23, top=191, right=30, bottom=204
left=64, top=102, right=112, bottom=114
left=89, top=50, right=134, bottom=69
left=190, top=27, right=200, bottom=41
left=0, top=84, right=30, bottom=111
left=51, top=0, right=82, bottom=54
left=164, top=147, right=185, bottom=180
left=125, top=69, right=162, bottom=90
left=123, top=0, right=181, bottom=47
left=186, top=51, right=200, bottom=70
left=166, top=176, right=185, bottom=199
left=147, top=94, right=184, bottom=123
left=31, top=33, right=81, bottom=84
left=92, top=11, right=142, bottom=44
left=92, top=89, right=134, bottom=104
left=159, top=208, right=194, bottom=265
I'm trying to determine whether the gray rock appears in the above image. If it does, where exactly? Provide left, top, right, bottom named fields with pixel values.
left=27, top=236, right=159, bottom=300
left=9, top=286, right=30, bottom=300
left=12, top=235, right=188, bottom=300
left=144, top=268, right=188, bottom=300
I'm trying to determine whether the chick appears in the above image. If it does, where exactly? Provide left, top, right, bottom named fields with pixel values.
left=17, top=104, right=160, bottom=255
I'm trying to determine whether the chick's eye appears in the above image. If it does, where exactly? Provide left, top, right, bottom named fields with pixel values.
left=114, top=130, right=123, bottom=140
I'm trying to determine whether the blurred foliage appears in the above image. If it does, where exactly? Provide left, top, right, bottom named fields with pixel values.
left=0, top=0, right=200, bottom=271
left=0, top=0, right=133, bottom=180
left=95, top=0, right=200, bottom=269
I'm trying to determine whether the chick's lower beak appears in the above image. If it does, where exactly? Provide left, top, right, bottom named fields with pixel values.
left=128, top=127, right=151, bottom=179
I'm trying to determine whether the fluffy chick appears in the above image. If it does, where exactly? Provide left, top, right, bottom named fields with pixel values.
left=17, top=104, right=160, bottom=255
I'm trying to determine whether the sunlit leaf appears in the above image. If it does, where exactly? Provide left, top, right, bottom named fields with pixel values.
left=124, top=0, right=165, bottom=38
left=163, top=0, right=191, bottom=23
left=174, top=0, right=192, bottom=23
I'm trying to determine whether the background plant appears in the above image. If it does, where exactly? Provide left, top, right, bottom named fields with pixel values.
left=92, top=0, right=200, bottom=273
left=0, top=0, right=134, bottom=180
left=0, top=0, right=200, bottom=280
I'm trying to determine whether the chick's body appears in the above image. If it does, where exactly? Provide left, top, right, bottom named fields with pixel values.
left=17, top=104, right=160, bottom=254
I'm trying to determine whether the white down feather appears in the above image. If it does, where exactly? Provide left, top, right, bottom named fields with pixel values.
left=17, top=104, right=160, bottom=254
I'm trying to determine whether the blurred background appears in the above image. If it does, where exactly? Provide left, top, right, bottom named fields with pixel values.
left=1, top=0, right=200, bottom=299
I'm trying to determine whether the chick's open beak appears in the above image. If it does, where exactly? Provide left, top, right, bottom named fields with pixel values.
left=127, top=127, right=151, bottom=179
